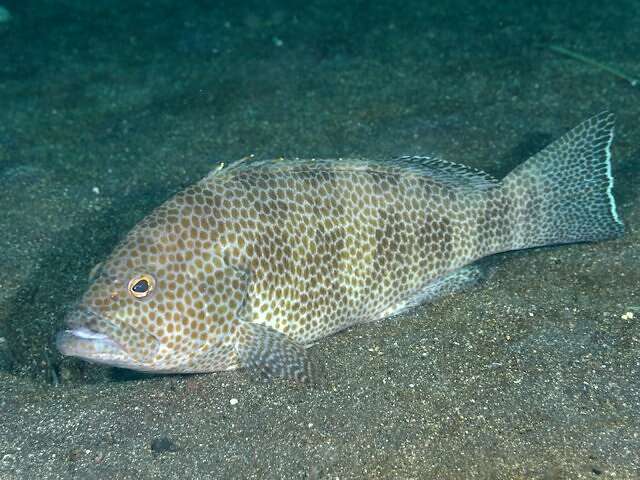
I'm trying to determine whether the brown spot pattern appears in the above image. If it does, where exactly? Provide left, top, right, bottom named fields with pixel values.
left=62, top=112, right=624, bottom=374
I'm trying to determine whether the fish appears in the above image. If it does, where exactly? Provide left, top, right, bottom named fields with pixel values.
left=56, top=112, right=624, bottom=382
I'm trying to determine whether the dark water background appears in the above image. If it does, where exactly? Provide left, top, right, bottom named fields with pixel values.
left=0, top=1, right=638, bottom=478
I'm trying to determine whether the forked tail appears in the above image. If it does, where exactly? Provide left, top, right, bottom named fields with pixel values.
left=501, top=112, right=624, bottom=250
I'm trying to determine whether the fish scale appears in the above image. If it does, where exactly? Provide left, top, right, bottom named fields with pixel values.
left=57, top=112, right=624, bottom=383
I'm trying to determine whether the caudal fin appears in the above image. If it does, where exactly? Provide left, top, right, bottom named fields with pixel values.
left=501, top=112, right=624, bottom=250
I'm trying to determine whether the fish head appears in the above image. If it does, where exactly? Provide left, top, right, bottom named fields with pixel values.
left=56, top=216, right=245, bottom=373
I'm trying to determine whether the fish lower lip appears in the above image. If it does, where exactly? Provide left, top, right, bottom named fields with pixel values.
left=56, top=328, right=124, bottom=359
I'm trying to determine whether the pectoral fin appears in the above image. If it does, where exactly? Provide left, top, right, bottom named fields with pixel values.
left=234, top=323, right=321, bottom=384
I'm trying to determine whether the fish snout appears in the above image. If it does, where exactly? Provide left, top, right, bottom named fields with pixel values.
left=56, top=304, right=124, bottom=360
left=56, top=306, right=161, bottom=369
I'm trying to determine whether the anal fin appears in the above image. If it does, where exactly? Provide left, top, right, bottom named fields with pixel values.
left=414, top=264, right=486, bottom=304
left=382, top=264, right=486, bottom=317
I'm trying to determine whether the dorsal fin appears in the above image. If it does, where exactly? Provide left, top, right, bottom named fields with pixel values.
left=207, top=155, right=498, bottom=191
left=391, top=155, right=498, bottom=190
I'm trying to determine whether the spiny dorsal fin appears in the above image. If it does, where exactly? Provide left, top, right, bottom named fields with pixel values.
left=391, top=155, right=498, bottom=190
left=208, top=155, right=285, bottom=178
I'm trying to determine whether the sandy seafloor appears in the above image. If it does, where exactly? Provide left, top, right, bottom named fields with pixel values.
left=1, top=0, right=639, bottom=478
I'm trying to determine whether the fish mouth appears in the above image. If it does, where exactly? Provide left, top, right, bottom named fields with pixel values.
left=56, top=307, right=158, bottom=370
left=56, top=327, right=128, bottom=364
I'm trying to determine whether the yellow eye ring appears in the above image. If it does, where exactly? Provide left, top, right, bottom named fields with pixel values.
left=127, top=274, right=155, bottom=299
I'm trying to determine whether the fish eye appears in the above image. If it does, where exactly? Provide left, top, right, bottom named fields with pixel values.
left=127, top=274, right=155, bottom=299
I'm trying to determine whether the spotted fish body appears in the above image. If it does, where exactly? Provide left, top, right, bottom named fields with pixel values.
left=57, top=113, right=624, bottom=382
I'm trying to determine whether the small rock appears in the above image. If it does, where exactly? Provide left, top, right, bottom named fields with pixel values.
left=67, top=448, right=82, bottom=462
left=150, top=437, right=178, bottom=453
